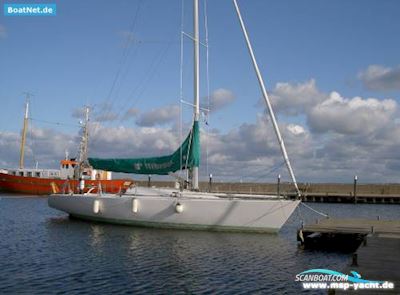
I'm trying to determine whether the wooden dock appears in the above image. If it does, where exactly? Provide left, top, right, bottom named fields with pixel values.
left=336, top=235, right=400, bottom=294
left=298, top=218, right=400, bottom=294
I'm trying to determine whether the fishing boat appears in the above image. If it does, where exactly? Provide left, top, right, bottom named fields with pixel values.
left=0, top=102, right=132, bottom=195
left=49, top=0, right=301, bottom=232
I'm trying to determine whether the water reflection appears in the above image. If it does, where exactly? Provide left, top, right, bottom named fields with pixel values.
left=2, top=197, right=399, bottom=294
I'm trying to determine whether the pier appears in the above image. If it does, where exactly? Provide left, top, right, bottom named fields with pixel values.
left=136, top=180, right=400, bottom=204
left=298, top=218, right=400, bottom=294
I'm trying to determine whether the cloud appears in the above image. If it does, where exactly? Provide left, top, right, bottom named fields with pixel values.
left=0, top=128, right=76, bottom=169
left=88, top=122, right=178, bottom=158
left=205, top=115, right=311, bottom=165
left=287, top=124, right=306, bottom=135
left=94, top=102, right=121, bottom=122
left=136, top=104, right=179, bottom=127
left=205, top=88, right=235, bottom=112
left=71, top=106, right=119, bottom=122
left=0, top=25, right=7, bottom=39
left=3, top=76, right=400, bottom=183
left=95, top=112, right=119, bottom=122
left=2, top=113, right=400, bottom=183
left=261, top=79, right=397, bottom=136
left=308, top=92, right=397, bottom=135
left=0, top=131, right=21, bottom=167
left=123, top=107, right=140, bottom=120
left=359, top=65, right=400, bottom=91
left=269, top=79, right=325, bottom=115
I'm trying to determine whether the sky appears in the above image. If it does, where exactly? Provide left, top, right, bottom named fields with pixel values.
left=1, top=0, right=400, bottom=184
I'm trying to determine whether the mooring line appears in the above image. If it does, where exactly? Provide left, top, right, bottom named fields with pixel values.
left=300, top=202, right=329, bottom=218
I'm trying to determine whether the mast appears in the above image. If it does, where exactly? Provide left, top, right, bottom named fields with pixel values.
left=78, top=106, right=90, bottom=166
left=192, top=0, right=200, bottom=190
left=233, top=0, right=300, bottom=196
left=19, top=93, right=31, bottom=169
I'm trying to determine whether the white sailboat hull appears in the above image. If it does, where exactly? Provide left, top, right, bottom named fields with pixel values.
left=48, top=188, right=300, bottom=233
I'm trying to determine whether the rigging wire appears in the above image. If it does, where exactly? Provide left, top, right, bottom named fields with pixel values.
left=103, top=0, right=143, bottom=106
left=179, top=0, right=185, bottom=179
left=204, top=0, right=210, bottom=179
left=90, top=0, right=143, bottom=145
left=250, top=161, right=285, bottom=182
left=30, top=118, right=80, bottom=128
left=120, top=39, right=175, bottom=119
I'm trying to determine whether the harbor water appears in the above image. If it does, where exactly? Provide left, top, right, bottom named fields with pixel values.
left=0, top=195, right=399, bottom=294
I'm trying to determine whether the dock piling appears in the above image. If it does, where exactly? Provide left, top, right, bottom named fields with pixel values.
left=277, top=174, right=280, bottom=197
left=353, top=175, right=358, bottom=204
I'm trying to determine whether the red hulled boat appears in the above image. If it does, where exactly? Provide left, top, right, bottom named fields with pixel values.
left=0, top=101, right=133, bottom=195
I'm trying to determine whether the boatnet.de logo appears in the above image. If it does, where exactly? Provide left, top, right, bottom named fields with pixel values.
left=4, top=3, right=56, bottom=16
left=295, top=269, right=395, bottom=291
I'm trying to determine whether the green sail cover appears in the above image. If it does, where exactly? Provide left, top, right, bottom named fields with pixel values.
left=89, top=121, right=200, bottom=175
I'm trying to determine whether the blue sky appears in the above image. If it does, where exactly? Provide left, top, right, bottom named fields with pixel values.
left=1, top=0, right=400, bottom=183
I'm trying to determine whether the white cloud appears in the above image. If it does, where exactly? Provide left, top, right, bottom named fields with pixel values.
left=269, top=79, right=325, bottom=115
left=136, top=104, right=179, bottom=127
left=123, top=108, right=140, bottom=120
left=3, top=75, right=400, bottom=183
left=287, top=124, right=305, bottom=135
left=95, top=112, right=119, bottom=122
left=88, top=122, right=179, bottom=159
left=205, top=88, right=235, bottom=112
left=308, top=92, right=397, bottom=135
left=72, top=105, right=119, bottom=122
left=359, top=65, right=400, bottom=91
left=0, top=128, right=76, bottom=169
left=0, top=131, right=21, bottom=167
left=263, top=79, right=397, bottom=136
left=2, top=114, right=400, bottom=183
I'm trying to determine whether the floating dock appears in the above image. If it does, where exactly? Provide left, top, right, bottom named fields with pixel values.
left=298, top=218, right=400, bottom=294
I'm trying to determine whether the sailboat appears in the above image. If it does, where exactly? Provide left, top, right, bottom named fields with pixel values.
left=48, top=0, right=301, bottom=233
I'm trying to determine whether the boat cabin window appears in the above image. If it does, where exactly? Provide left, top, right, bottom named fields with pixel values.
left=72, top=164, right=76, bottom=168
left=19, top=171, right=24, bottom=176
left=66, top=164, right=69, bottom=169
left=27, top=172, right=32, bottom=177
left=12, top=171, right=16, bottom=175
left=35, top=172, right=41, bottom=177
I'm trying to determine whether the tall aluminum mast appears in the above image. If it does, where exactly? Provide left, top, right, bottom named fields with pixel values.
left=192, top=0, right=200, bottom=190
left=233, top=0, right=300, bottom=196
